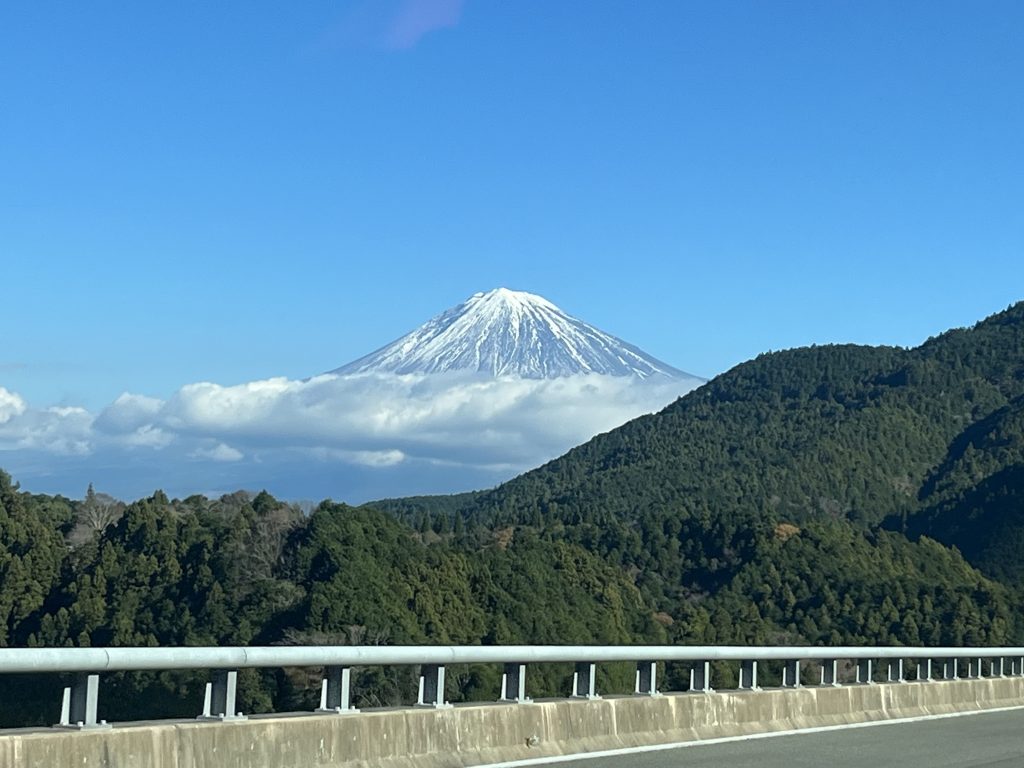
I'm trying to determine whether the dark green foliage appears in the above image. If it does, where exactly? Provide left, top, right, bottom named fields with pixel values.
left=0, top=471, right=67, bottom=647
left=391, top=301, right=1024, bottom=652
left=0, top=485, right=655, bottom=722
left=366, top=491, right=485, bottom=525
left=292, top=501, right=488, bottom=644
left=902, top=396, right=1024, bottom=587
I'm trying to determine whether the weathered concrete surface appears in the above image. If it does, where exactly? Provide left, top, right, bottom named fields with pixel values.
left=1, top=678, right=1022, bottom=768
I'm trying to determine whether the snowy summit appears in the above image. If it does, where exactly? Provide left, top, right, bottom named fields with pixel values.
left=330, top=288, right=702, bottom=381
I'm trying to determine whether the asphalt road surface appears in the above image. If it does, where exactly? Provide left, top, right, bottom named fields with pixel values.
left=528, top=708, right=1024, bottom=768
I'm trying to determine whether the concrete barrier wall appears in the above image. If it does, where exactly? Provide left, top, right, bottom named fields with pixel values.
left=1, top=678, right=1022, bottom=768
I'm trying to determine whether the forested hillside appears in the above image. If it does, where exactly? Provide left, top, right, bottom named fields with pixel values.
left=439, top=302, right=1024, bottom=531
left=902, top=395, right=1024, bottom=587
left=0, top=477, right=656, bottom=724
left=1, top=302, right=1023, bottom=725
left=374, top=301, right=1024, bottom=651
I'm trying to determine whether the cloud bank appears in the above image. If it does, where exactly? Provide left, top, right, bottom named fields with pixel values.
left=0, top=372, right=697, bottom=502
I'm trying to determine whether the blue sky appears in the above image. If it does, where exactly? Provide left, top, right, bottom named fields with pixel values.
left=1, top=1, right=1022, bottom=500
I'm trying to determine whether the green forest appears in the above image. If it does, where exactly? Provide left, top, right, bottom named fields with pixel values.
left=2, top=301, right=1023, bottom=724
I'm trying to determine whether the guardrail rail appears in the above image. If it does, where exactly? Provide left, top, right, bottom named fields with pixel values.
left=1, top=645, right=1022, bottom=730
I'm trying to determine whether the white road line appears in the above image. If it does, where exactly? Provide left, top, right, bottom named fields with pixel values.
left=471, top=704, right=1024, bottom=767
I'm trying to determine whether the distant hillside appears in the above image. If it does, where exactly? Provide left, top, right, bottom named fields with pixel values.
left=366, top=491, right=485, bottom=525
left=455, top=302, right=1024, bottom=534
left=373, top=302, right=1024, bottom=645
left=901, top=395, right=1024, bottom=587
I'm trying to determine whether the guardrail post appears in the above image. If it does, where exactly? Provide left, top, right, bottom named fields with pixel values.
left=416, top=664, right=450, bottom=708
left=968, top=658, right=983, bottom=679
left=500, top=662, right=531, bottom=703
left=55, top=673, right=109, bottom=729
left=739, top=660, right=758, bottom=690
left=689, top=661, right=712, bottom=692
left=1013, top=657, right=1024, bottom=676
left=917, top=659, right=933, bottom=681
left=572, top=662, right=599, bottom=699
left=941, top=659, right=958, bottom=680
left=820, top=659, right=839, bottom=687
left=991, top=658, right=1005, bottom=677
left=782, top=660, right=800, bottom=688
left=856, top=659, right=874, bottom=684
left=887, top=659, right=904, bottom=683
left=317, top=666, right=358, bottom=713
left=199, top=669, right=246, bottom=721
left=635, top=660, right=660, bottom=696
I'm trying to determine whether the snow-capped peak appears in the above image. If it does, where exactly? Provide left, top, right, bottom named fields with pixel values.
left=330, top=288, right=702, bottom=381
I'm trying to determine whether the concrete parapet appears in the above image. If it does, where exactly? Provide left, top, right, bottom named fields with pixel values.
left=1, top=677, right=1022, bottom=768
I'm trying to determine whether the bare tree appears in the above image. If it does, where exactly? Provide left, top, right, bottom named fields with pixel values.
left=67, top=483, right=126, bottom=547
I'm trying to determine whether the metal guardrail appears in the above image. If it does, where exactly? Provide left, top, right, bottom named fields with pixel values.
left=1, top=645, right=1021, bottom=730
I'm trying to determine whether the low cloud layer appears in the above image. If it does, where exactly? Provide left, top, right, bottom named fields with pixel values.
left=0, top=373, right=697, bottom=502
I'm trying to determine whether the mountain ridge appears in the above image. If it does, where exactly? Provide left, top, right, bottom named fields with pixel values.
left=461, top=302, right=1024, bottom=526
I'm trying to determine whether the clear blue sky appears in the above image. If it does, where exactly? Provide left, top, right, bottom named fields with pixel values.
left=2, top=0, right=1023, bottom=412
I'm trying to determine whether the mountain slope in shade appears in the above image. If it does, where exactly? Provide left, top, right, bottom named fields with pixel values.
left=330, top=288, right=703, bottom=381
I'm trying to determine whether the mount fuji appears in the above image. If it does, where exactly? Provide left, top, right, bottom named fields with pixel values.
left=5, top=288, right=708, bottom=503
left=330, top=288, right=704, bottom=383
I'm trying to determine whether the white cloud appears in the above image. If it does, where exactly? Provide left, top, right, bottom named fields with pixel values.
left=303, top=446, right=407, bottom=467
left=190, top=442, right=244, bottom=462
left=0, top=391, right=93, bottom=455
left=121, top=424, right=174, bottom=449
left=0, top=387, right=26, bottom=424
left=0, top=373, right=699, bottom=500
left=151, top=372, right=689, bottom=465
left=95, top=393, right=164, bottom=433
